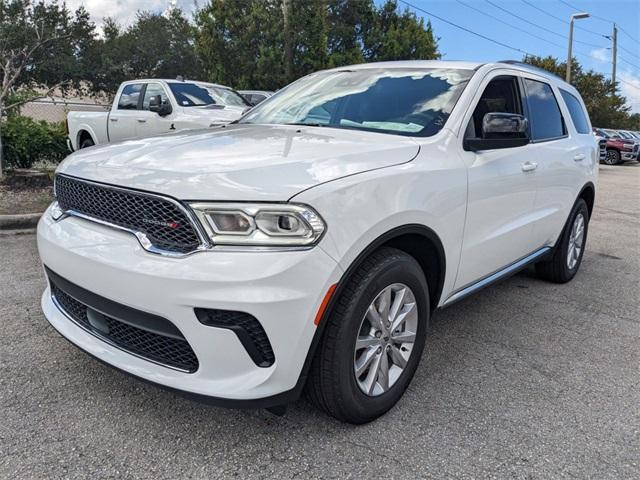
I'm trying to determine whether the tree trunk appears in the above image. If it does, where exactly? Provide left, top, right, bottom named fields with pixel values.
left=282, top=0, right=293, bottom=81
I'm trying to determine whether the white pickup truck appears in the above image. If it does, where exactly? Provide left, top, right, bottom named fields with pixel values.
left=66, top=79, right=251, bottom=150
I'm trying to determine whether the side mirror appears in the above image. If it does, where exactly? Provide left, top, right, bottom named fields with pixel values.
left=464, top=112, right=529, bottom=151
left=149, top=95, right=172, bottom=117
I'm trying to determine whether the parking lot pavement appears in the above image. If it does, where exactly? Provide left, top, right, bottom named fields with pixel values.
left=1, top=163, right=638, bottom=480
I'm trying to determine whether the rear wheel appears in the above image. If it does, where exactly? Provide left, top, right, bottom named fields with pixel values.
left=603, top=149, right=620, bottom=165
left=535, top=199, right=589, bottom=283
left=306, top=247, right=429, bottom=424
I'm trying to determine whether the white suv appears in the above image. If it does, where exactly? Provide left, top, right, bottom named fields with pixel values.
left=38, top=61, right=597, bottom=424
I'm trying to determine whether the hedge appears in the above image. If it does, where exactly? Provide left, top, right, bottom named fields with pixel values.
left=1, top=116, right=68, bottom=170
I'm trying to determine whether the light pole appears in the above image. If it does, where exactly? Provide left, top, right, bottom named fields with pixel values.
left=566, top=12, right=590, bottom=83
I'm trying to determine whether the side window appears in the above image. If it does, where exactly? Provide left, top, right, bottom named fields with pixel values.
left=524, top=79, right=566, bottom=141
left=468, top=75, right=522, bottom=138
left=559, top=89, right=590, bottom=134
left=142, top=83, right=170, bottom=110
left=117, top=84, right=143, bottom=110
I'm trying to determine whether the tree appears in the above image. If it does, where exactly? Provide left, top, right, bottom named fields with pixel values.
left=194, top=0, right=441, bottom=90
left=523, top=55, right=632, bottom=128
left=365, top=0, right=439, bottom=61
left=0, top=0, right=97, bottom=176
left=88, top=9, right=200, bottom=95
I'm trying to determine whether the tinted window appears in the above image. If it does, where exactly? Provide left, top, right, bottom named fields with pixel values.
left=524, top=79, right=565, bottom=140
left=169, top=83, right=217, bottom=107
left=142, top=83, right=170, bottom=110
left=118, top=84, right=143, bottom=110
left=469, top=76, right=522, bottom=138
left=560, top=89, right=589, bottom=134
left=240, top=68, right=474, bottom=137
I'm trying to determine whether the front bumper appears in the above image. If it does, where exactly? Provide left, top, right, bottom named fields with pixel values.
left=621, top=149, right=638, bottom=161
left=37, top=205, right=342, bottom=404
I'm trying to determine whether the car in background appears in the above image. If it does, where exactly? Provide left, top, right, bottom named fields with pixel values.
left=67, top=79, right=252, bottom=150
left=239, top=90, right=274, bottom=106
left=593, top=128, right=639, bottom=165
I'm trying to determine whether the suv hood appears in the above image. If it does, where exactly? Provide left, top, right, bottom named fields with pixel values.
left=58, top=124, right=419, bottom=201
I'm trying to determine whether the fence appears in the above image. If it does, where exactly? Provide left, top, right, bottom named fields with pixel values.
left=19, top=98, right=109, bottom=123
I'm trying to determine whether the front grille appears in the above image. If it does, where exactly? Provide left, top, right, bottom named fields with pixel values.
left=50, top=281, right=199, bottom=373
left=195, top=308, right=275, bottom=367
left=55, top=174, right=202, bottom=254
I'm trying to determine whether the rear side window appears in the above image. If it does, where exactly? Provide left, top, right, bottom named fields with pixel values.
left=118, top=84, right=143, bottom=110
left=524, top=79, right=566, bottom=141
left=560, top=89, right=590, bottom=134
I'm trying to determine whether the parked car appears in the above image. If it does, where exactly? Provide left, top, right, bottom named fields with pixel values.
left=66, top=79, right=252, bottom=150
left=593, top=128, right=639, bottom=164
left=39, top=60, right=597, bottom=424
left=239, top=90, right=274, bottom=105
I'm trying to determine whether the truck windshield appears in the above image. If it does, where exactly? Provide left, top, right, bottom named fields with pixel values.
left=168, top=82, right=249, bottom=108
left=239, top=68, right=473, bottom=137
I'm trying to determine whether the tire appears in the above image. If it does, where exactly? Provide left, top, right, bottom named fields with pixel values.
left=80, top=137, right=94, bottom=149
left=603, top=149, right=620, bottom=165
left=306, top=247, right=429, bottom=424
left=535, top=199, right=589, bottom=283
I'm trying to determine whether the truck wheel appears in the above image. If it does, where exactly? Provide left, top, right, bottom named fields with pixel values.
left=603, top=150, right=620, bottom=165
left=306, top=247, right=429, bottom=424
left=535, top=199, right=589, bottom=283
left=80, top=137, right=95, bottom=149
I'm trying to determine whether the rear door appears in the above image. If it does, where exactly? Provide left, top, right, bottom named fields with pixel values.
left=454, top=71, right=541, bottom=289
left=522, top=77, right=594, bottom=248
left=108, top=83, right=144, bottom=142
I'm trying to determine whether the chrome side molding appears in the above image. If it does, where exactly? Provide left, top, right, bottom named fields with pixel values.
left=443, top=247, right=552, bottom=307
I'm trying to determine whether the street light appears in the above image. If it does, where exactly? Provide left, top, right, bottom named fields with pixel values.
left=566, top=12, right=590, bottom=83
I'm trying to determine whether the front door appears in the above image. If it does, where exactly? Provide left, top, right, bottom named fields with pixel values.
left=454, top=72, right=540, bottom=290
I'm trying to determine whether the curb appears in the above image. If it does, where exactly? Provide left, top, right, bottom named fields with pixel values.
left=0, top=213, right=42, bottom=231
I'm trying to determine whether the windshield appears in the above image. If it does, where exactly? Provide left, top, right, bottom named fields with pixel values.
left=239, top=68, right=474, bottom=137
left=168, top=82, right=249, bottom=108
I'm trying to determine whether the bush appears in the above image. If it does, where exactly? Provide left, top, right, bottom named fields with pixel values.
left=1, top=116, right=68, bottom=170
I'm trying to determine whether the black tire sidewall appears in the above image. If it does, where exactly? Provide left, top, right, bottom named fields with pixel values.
left=332, top=253, right=429, bottom=422
left=80, top=138, right=94, bottom=149
left=604, top=150, right=620, bottom=165
left=556, top=199, right=589, bottom=280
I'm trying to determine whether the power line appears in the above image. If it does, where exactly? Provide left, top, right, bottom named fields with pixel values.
left=558, top=0, right=640, bottom=45
left=397, top=0, right=640, bottom=96
left=455, top=0, right=567, bottom=51
left=520, top=0, right=607, bottom=40
left=397, top=0, right=534, bottom=56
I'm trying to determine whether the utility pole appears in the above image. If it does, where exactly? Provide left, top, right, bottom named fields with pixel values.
left=566, top=12, right=590, bottom=84
left=612, top=23, right=618, bottom=93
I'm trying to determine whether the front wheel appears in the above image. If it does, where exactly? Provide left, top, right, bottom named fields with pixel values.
left=603, top=149, right=620, bottom=165
left=80, top=137, right=94, bottom=149
left=306, top=247, right=429, bottom=424
left=535, top=199, right=589, bottom=283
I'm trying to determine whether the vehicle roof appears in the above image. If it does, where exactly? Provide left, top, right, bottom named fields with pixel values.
left=323, top=60, right=574, bottom=88
left=121, top=78, right=233, bottom=90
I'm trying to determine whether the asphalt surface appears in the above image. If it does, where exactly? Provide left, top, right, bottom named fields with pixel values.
left=1, top=164, right=639, bottom=479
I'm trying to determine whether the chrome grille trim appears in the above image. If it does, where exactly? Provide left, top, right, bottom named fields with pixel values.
left=54, top=174, right=211, bottom=258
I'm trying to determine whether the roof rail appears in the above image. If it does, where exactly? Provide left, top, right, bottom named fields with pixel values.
left=497, top=60, right=564, bottom=81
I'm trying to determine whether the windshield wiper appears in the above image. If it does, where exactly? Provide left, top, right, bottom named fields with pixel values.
left=283, top=122, right=327, bottom=127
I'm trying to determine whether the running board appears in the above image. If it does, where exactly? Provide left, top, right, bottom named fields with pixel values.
left=442, top=247, right=552, bottom=307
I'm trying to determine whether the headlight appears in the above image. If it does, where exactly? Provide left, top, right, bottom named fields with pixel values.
left=189, top=203, right=326, bottom=247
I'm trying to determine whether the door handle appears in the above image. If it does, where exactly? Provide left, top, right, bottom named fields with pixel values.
left=573, top=153, right=586, bottom=162
left=137, top=119, right=147, bottom=123
left=521, top=161, right=538, bottom=172
left=109, top=118, right=118, bottom=122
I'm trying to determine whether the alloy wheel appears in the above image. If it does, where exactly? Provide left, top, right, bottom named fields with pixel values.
left=567, top=213, right=585, bottom=270
left=353, top=283, right=418, bottom=396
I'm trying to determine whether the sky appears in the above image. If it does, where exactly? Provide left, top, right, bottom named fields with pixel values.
left=66, top=0, right=640, bottom=113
